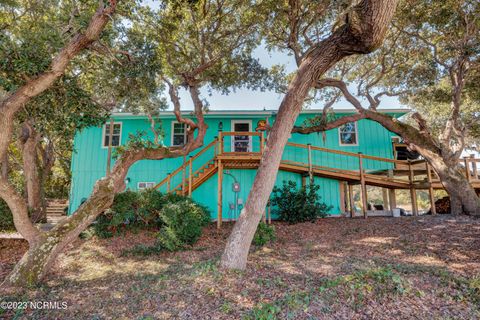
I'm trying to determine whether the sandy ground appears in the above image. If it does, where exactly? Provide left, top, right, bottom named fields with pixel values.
left=1, top=215, right=479, bottom=319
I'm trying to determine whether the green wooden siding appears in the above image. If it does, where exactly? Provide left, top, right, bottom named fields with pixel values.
left=69, top=110, right=405, bottom=217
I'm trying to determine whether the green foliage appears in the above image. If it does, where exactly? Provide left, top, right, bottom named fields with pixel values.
left=113, top=132, right=167, bottom=158
left=252, top=222, right=276, bottom=247
left=96, top=190, right=210, bottom=255
left=248, top=302, right=281, bottom=320
left=157, top=199, right=210, bottom=251
left=94, top=190, right=165, bottom=238
left=271, top=181, right=331, bottom=224
left=317, top=266, right=408, bottom=310
left=0, top=199, right=15, bottom=232
left=120, top=244, right=164, bottom=257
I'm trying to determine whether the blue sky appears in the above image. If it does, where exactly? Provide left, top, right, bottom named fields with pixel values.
left=173, top=46, right=403, bottom=111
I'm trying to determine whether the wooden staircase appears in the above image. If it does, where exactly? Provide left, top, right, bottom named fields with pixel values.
left=172, top=159, right=218, bottom=194
left=46, top=200, right=68, bottom=224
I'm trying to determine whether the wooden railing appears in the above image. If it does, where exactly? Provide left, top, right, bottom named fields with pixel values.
left=154, top=138, right=219, bottom=193
left=154, top=132, right=479, bottom=217
left=217, top=131, right=265, bottom=155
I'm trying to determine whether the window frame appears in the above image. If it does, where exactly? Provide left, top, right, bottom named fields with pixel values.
left=171, top=121, right=188, bottom=146
left=338, top=121, right=359, bottom=146
left=101, top=122, right=122, bottom=148
left=137, top=182, right=155, bottom=190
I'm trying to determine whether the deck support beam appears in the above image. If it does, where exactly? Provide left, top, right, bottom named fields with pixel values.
left=358, top=153, right=368, bottom=219
left=408, top=160, right=418, bottom=216
left=339, top=181, right=346, bottom=214
left=426, top=162, right=436, bottom=215
left=217, top=160, right=223, bottom=229
left=387, top=170, right=396, bottom=212
left=167, top=173, right=171, bottom=193
left=348, top=184, right=355, bottom=218
left=471, top=154, right=478, bottom=180
left=182, top=155, right=186, bottom=195
left=188, top=156, right=193, bottom=196
left=382, top=188, right=389, bottom=211
left=307, top=143, right=313, bottom=184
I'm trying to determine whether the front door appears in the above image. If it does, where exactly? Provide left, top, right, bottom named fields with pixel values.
left=231, top=120, right=251, bottom=152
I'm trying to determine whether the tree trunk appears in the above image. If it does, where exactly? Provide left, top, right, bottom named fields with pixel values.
left=2, top=114, right=208, bottom=288
left=20, top=124, right=46, bottom=223
left=1, top=151, right=7, bottom=180
left=220, top=0, right=398, bottom=270
left=358, top=111, right=480, bottom=216
left=426, top=154, right=479, bottom=215
left=2, top=178, right=115, bottom=288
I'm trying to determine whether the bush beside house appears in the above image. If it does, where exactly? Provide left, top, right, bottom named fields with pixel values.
left=271, top=180, right=332, bottom=224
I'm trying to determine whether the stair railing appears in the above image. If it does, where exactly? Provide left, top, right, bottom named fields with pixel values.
left=154, top=138, right=219, bottom=192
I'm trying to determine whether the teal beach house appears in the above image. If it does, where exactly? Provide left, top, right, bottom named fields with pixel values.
left=69, top=108, right=408, bottom=221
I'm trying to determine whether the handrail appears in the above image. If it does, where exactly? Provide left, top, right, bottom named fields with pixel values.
left=220, top=131, right=263, bottom=137
left=155, top=134, right=479, bottom=193
left=286, top=142, right=406, bottom=165
left=154, top=138, right=218, bottom=190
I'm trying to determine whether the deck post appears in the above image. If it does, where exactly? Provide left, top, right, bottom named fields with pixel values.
left=167, top=173, right=171, bottom=193
left=471, top=154, right=478, bottom=180
left=408, top=160, right=418, bottom=216
left=426, top=162, right=436, bottom=215
left=260, top=132, right=265, bottom=154
left=348, top=183, right=355, bottom=218
left=106, top=118, right=114, bottom=174
left=182, top=155, right=186, bottom=195
left=382, top=188, right=389, bottom=212
left=358, top=152, right=367, bottom=219
left=464, top=156, right=471, bottom=182
left=217, top=159, right=223, bottom=229
left=301, top=174, right=306, bottom=188
left=188, top=156, right=193, bottom=196
left=339, top=181, right=347, bottom=214
left=307, top=143, right=313, bottom=184
left=387, top=170, right=396, bottom=211
left=218, top=132, right=223, bottom=155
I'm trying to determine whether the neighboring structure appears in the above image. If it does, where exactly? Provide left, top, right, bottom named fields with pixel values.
left=69, top=108, right=410, bottom=220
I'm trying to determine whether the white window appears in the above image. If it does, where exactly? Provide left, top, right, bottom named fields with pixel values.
left=338, top=122, right=358, bottom=146
left=171, top=122, right=188, bottom=146
left=138, top=182, right=155, bottom=190
left=102, top=122, right=122, bottom=148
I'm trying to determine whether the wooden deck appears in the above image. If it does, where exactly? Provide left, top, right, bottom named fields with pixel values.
left=155, top=131, right=480, bottom=225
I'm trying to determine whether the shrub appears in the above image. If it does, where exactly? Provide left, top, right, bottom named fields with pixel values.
left=157, top=199, right=210, bottom=251
left=94, top=189, right=165, bottom=238
left=0, top=199, right=15, bottom=232
left=253, top=222, right=276, bottom=247
left=271, top=180, right=331, bottom=224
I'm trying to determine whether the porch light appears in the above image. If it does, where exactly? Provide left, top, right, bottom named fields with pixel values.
left=125, top=177, right=130, bottom=185
left=218, top=121, right=223, bottom=132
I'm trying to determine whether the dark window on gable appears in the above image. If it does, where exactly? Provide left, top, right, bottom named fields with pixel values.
left=103, top=123, right=122, bottom=147
left=339, top=122, right=358, bottom=145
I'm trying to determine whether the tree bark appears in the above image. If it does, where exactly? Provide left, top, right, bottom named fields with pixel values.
left=3, top=177, right=115, bottom=287
left=19, top=123, right=47, bottom=223
left=220, top=0, right=398, bottom=270
left=0, top=151, right=7, bottom=180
